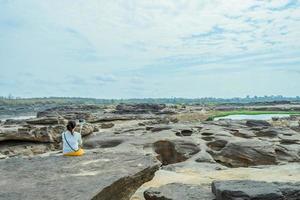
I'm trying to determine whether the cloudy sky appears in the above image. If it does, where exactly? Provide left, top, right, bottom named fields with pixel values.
left=0, top=0, right=300, bottom=98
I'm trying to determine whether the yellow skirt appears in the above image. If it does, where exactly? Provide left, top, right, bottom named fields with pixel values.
left=63, top=148, right=84, bottom=156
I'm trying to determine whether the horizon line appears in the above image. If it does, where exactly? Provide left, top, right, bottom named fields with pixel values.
left=1, top=95, right=300, bottom=100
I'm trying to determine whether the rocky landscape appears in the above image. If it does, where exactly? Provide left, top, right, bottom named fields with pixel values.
left=0, top=103, right=300, bottom=200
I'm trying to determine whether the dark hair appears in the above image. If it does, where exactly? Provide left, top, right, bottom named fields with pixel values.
left=66, top=120, right=76, bottom=134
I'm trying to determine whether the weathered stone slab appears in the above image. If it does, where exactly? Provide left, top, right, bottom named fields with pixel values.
left=212, top=180, right=300, bottom=200
left=0, top=123, right=94, bottom=143
left=0, top=151, right=159, bottom=200
left=144, top=183, right=214, bottom=200
left=211, top=139, right=277, bottom=167
left=114, top=104, right=166, bottom=114
left=246, top=120, right=271, bottom=127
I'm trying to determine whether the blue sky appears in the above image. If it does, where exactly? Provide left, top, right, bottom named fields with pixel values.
left=0, top=0, right=300, bottom=98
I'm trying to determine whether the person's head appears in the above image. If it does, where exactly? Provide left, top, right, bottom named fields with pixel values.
left=66, top=120, right=76, bottom=134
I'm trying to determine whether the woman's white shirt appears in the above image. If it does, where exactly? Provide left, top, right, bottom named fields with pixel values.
left=62, top=131, right=82, bottom=153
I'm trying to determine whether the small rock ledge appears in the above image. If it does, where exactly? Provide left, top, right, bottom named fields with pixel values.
left=92, top=165, right=159, bottom=200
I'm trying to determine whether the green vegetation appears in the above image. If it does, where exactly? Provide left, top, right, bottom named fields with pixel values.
left=206, top=110, right=300, bottom=121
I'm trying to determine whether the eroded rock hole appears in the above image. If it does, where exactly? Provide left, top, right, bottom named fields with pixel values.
left=153, top=140, right=200, bottom=165
left=153, top=141, right=187, bottom=165
left=202, top=136, right=214, bottom=141
left=201, top=132, right=214, bottom=136
left=207, top=140, right=228, bottom=151
left=175, top=129, right=193, bottom=136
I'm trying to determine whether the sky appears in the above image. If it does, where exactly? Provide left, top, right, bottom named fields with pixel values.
left=0, top=0, right=300, bottom=98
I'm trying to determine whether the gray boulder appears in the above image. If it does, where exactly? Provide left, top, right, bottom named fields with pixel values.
left=114, top=103, right=166, bottom=114
left=4, top=119, right=27, bottom=125
left=100, top=122, right=115, bottom=129
left=36, top=105, right=100, bottom=121
left=275, top=182, right=300, bottom=200
left=212, top=180, right=300, bottom=200
left=0, top=122, right=93, bottom=143
left=0, top=125, right=63, bottom=143
left=211, top=139, right=277, bottom=167
left=275, top=144, right=300, bottom=162
left=246, top=120, right=271, bottom=127
left=26, top=117, right=67, bottom=125
left=144, top=183, right=214, bottom=200
left=229, top=129, right=256, bottom=138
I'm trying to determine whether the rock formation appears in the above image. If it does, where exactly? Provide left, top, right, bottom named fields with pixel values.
left=212, top=180, right=300, bottom=200
left=1, top=103, right=300, bottom=200
left=144, top=183, right=214, bottom=200
left=0, top=150, right=159, bottom=200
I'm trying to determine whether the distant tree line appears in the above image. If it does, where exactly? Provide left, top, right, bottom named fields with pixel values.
left=0, top=95, right=300, bottom=106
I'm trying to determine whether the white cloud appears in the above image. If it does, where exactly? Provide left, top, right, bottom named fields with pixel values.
left=0, top=0, right=299, bottom=98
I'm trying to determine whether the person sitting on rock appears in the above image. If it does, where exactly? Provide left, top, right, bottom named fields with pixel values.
left=62, top=120, right=84, bottom=156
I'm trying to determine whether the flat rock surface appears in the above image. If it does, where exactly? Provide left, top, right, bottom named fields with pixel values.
left=131, top=162, right=300, bottom=200
left=144, top=183, right=214, bottom=200
left=212, top=139, right=278, bottom=167
left=0, top=150, right=159, bottom=200
left=1, top=104, right=300, bottom=200
left=212, top=180, right=300, bottom=200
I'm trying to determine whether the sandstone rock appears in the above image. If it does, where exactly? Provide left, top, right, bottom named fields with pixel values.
left=84, top=138, right=124, bottom=149
left=147, top=125, right=173, bottom=132
left=275, top=182, right=300, bottom=200
left=93, top=126, right=100, bottom=132
left=62, top=111, right=96, bottom=121
left=275, top=144, right=300, bottom=162
left=175, top=129, right=193, bottom=136
left=0, top=142, right=53, bottom=157
left=36, top=105, right=100, bottom=121
left=4, top=119, right=27, bottom=125
left=207, top=139, right=228, bottom=151
left=153, top=140, right=200, bottom=165
left=212, top=180, right=300, bottom=200
left=0, top=125, right=57, bottom=143
left=90, top=114, right=156, bottom=123
left=169, top=116, right=179, bottom=123
left=202, top=136, right=214, bottom=141
left=228, top=129, right=256, bottom=138
left=117, top=127, right=145, bottom=134
left=74, top=123, right=95, bottom=137
left=278, top=131, right=300, bottom=144
left=246, top=120, right=271, bottom=127
left=30, top=144, right=52, bottom=154
left=153, top=118, right=172, bottom=124
left=159, top=108, right=178, bottom=115
left=141, top=117, right=176, bottom=126
left=0, top=153, right=7, bottom=159
left=0, top=151, right=159, bottom=200
left=144, top=183, right=214, bottom=200
left=26, top=117, right=67, bottom=125
left=0, top=122, right=93, bottom=144
left=138, top=122, right=146, bottom=126
left=114, top=103, right=166, bottom=114
left=200, top=126, right=233, bottom=138
left=255, top=127, right=282, bottom=137
left=211, top=139, right=277, bottom=167
left=194, top=151, right=216, bottom=163
left=100, top=123, right=115, bottom=129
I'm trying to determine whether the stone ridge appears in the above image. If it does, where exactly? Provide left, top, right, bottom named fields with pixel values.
left=0, top=151, right=160, bottom=200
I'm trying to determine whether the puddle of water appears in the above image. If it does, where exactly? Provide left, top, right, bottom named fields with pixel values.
left=0, top=115, right=36, bottom=121
left=215, top=114, right=290, bottom=121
